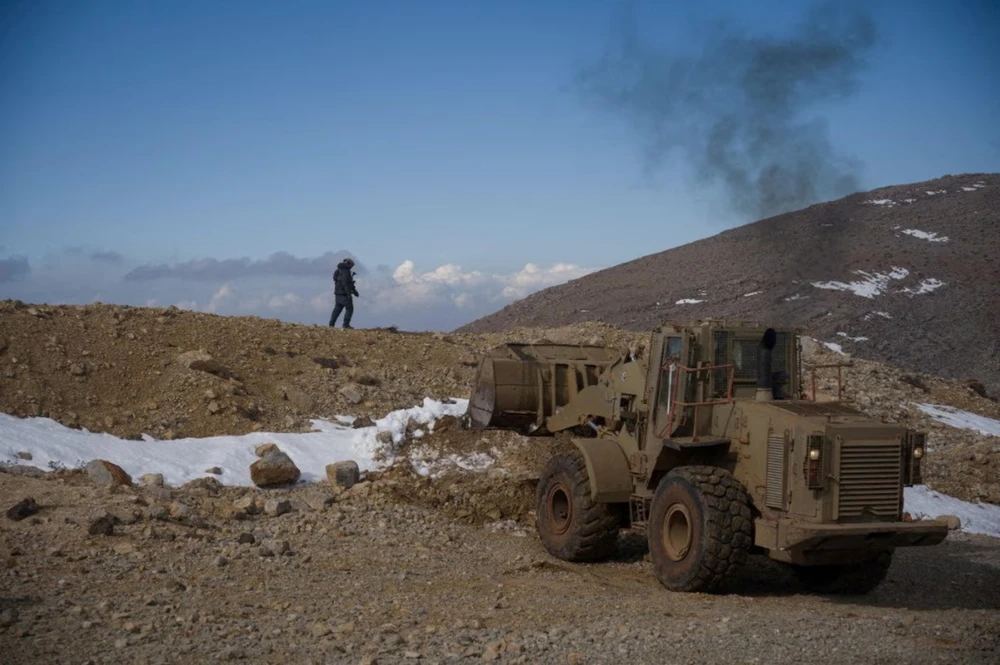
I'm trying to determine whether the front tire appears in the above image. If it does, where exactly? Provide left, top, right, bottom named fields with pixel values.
left=534, top=451, right=621, bottom=562
left=647, top=465, right=752, bottom=592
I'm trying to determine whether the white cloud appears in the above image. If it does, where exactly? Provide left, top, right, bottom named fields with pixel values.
left=0, top=249, right=596, bottom=331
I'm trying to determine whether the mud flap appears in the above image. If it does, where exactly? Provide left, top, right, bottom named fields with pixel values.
left=570, top=437, right=633, bottom=503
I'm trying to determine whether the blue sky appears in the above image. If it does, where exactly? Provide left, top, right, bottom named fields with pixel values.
left=1, top=0, right=998, bottom=330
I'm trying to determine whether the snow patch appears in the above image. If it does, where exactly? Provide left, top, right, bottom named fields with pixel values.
left=822, top=342, right=847, bottom=355
left=903, top=198, right=916, bottom=203
left=900, top=278, right=944, bottom=296
left=961, top=187, right=977, bottom=192
left=743, top=291, right=762, bottom=297
left=904, top=486, right=1000, bottom=539
left=784, top=294, right=807, bottom=302
left=863, top=311, right=892, bottom=321
left=0, top=399, right=470, bottom=487
left=915, top=404, right=1000, bottom=437
left=837, top=332, right=869, bottom=342
left=863, top=198, right=898, bottom=206
left=926, top=189, right=946, bottom=195
left=901, top=229, right=949, bottom=242
left=676, top=298, right=704, bottom=305
left=810, top=267, right=909, bottom=299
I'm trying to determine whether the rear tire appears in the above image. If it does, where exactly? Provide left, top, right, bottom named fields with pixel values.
left=793, top=550, right=893, bottom=595
left=647, top=465, right=752, bottom=593
left=534, top=451, right=621, bottom=562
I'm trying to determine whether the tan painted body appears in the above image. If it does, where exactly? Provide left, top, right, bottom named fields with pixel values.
left=467, top=319, right=947, bottom=566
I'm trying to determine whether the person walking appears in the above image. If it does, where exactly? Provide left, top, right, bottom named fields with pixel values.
left=329, top=258, right=359, bottom=328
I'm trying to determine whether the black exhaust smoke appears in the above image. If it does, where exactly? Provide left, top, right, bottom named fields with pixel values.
left=574, top=1, right=878, bottom=223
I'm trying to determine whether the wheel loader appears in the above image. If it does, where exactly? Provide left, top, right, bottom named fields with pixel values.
left=465, top=320, right=948, bottom=594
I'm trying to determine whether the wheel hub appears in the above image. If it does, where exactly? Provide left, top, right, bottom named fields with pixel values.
left=663, top=503, right=692, bottom=561
left=546, top=482, right=573, bottom=535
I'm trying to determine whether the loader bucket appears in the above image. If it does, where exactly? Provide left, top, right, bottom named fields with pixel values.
left=466, top=343, right=620, bottom=432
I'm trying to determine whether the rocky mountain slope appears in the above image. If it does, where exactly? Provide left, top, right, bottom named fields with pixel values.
left=3, top=302, right=1000, bottom=663
left=458, top=173, right=1000, bottom=394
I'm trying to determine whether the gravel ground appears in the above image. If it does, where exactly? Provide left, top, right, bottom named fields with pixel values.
left=2, top=470, right=999, bottom=665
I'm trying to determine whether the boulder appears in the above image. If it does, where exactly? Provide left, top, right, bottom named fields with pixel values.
left=326, top=461, right=360, bottom=491
left=351, top=416, right=375, bottom=429
left=6, top=497, right=39, bottom=522
left=937, top=514, right=962, bottom=530
left=233, top=495, right=261, bottom=515
left=339, top=383, right=364, bottom=404
left=255, top=443, right=280, bottom=458
left=139, top=473, right=164, bottom=488
left=250, top=451, right=301, bottom=488
left=85, top=460, right=133, bottom=487
left=264, top=498, right=292, bottom=517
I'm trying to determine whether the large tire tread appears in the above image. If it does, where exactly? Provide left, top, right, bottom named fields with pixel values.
left=535, top=451, right=621, bottom=562
left=649, top=465, right=752, bottom=593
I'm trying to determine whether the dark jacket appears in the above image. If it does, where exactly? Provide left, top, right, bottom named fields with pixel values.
left=333, top=261, right=358, bottom=298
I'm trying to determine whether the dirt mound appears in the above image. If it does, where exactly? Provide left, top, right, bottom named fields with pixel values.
left=458, top=173, right=1000, bottom=395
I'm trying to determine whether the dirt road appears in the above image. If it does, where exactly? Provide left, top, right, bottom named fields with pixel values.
left=2, top=470, right=998, bottom=665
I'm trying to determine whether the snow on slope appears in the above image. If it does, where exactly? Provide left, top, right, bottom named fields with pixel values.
left=905, top=486, right=1000, bottom=538
left=915, top=403, right=1000, bottom=437
left=901, top=229, right=949, bottom=242
left=0, top=398, right=469, bottom=487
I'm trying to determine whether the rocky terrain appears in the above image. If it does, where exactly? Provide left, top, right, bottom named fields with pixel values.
left=2, top=302, right=1000, bottom=663
left=458, top=173, right=1000, bottom=395
left=2, top=462, right=1000, bottom=665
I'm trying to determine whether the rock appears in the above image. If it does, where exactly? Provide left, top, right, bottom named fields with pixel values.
left=250, top=451, right=301, bottom=488
left=85, top=460, right=133, bottom=487
left=215, top=556, right=229, bottom=567
left=339, top=383, right=364, bottom=404
left=6, top=497, right=40, bottom=521
left=16, top=451, right=32, bottom=460
left=352, top=416, right=375, bottom=429
left=139, top=474, right=164, bottom=488
left=264, top=498, right=292, bottom=517
left=176, top=350, right=213, bottom=368
left=207, top=401, right=222, bottom=415
left=183, top=477, right=223, bottom=493
left=88, top=515, right=116, bottom=536
left=0, top=608, right=17, bottom=629
left=147, top=506, right=169, bottom=521
left=69, top=363, right=87, bottom=376
left=237, top=532, right=256, bottom=545
left=254, top=443, right=280, bottom=458
left=310, top=622, right=331, bottom=638
left=937, top=514, right=962, bottom=530
left=326, top=460, right=360, bottom=491
left=169, top=502, right=192, bottom=520
left=234, top=495, right=261, bottom=515
left=376, top=431, right=394, bottom=446
left=261, top=539, right=289, bottom=556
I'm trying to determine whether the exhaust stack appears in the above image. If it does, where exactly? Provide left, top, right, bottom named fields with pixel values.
left=756, top=328, right=777, bottom=402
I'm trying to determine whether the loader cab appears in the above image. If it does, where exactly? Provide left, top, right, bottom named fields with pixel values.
left=646, top=321, right=800, bottom=440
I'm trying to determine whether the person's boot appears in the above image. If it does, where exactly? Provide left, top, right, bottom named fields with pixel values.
left=343, top=324, right=353, bottom=329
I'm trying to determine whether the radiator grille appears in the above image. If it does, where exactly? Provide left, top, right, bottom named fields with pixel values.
left=837, top=440, right=902, bottom=520
left=765, top=433, right=786, bottom=509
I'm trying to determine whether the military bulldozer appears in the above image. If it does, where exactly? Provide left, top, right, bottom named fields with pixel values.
left=465, top=320, right=948, bottom=594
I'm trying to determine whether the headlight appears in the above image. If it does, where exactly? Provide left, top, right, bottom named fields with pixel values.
left=913, top=447, right=923, bottom=458
left=809, top=448, right=821, bottom=461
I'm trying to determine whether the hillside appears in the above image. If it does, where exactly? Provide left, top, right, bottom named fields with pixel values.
left=458, top=173, right=1000, bottom=394
left=2, top=302, right=1000, bottom=663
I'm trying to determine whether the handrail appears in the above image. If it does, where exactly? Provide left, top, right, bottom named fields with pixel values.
left=808, top=362, right=853, bottom=402
left=657, top=362, right=736, bottom=441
